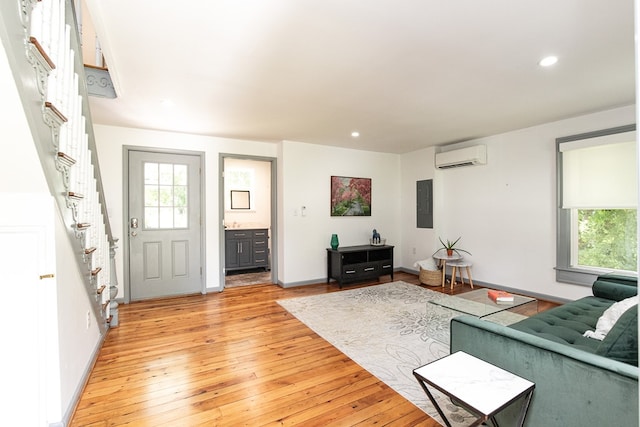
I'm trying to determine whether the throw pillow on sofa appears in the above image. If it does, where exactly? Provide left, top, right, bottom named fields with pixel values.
left=584, top=295, right=638, bottom=340
left=595, top=305, right=638, bottom=365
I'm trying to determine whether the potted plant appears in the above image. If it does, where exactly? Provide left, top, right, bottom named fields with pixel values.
left=433, top=237, right=472, bottom=257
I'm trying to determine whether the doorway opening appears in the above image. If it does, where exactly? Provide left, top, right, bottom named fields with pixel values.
left=220, top=154, right=277, bottom=289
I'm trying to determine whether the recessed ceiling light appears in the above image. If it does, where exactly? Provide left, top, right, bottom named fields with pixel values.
left=351, top=131, right=360, bottom=138
left=539, top=56, right=558, bottom=67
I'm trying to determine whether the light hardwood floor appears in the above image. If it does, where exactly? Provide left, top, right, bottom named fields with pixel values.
left=70, top=272, right=556, bottom=426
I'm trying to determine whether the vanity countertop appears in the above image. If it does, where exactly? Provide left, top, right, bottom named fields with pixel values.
left=225, top=224, right=269, bottom=230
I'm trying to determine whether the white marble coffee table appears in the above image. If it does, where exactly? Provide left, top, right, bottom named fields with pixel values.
left=413, top=351, right=535, bottom=427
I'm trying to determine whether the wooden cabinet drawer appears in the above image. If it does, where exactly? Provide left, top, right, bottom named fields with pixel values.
left=226, top=230, right=251, bottom=239
left=343, top=262, right=379, bottom=276
left=253, top=248, right=268, bottom=266
left=253, top=230, right=268, bottom=239
left=253, top=238, right=267, bottom=248
left=379, top=260, right=393, bottom=273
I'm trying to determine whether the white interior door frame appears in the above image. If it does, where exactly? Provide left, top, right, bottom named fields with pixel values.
left=123, top=146, right=206, bottom=303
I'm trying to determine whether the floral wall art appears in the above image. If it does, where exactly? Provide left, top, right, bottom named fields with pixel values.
left=331, top=176, right=371, bottom=216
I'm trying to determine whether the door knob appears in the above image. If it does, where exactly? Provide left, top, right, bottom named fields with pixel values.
left=130, top=217, right=139, bottom=229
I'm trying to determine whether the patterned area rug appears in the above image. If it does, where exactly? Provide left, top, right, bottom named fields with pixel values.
left=277, top=281, right=526, bottom=426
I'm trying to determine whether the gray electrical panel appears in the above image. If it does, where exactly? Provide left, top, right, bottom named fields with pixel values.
left=417, top=179, right=433, bottom=228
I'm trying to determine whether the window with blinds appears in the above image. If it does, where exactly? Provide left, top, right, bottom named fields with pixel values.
left=556, top=125, right=637, bottom=285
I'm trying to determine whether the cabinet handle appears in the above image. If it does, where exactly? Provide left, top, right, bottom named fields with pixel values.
left=364, top=267, right=375, bottom=272
left=256, top=250, right=265, bottom=254
left=345, top=270, right=356, bottom=274
left=255, top=240, right=265, bottom=244
left=255, top=259, right=265, bottom=262
left=382, top=264, right=391, bottom=268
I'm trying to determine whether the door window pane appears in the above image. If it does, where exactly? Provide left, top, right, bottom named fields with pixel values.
left=159, top=186, right=173, bottom=207
left=144, top=207, right=159, bottom=229
left=174, top=207, right=188, bottom=228
left=159, top=207, right=174, bottom=229
left=174, top=165, right=187, bottom=185
left=174, top=186, right=187, bottom=207
left=144, top=163, right=158, bottom=185
left=143, top=162, right=189, bottom=229
left=159, top=164, right=173, bottom=185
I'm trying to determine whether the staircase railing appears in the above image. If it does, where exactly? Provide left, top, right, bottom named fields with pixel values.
left=16, top=0, right=119, bottom=329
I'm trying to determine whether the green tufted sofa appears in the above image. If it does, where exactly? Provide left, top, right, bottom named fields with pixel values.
left=450, top=275, right=638, bottom=426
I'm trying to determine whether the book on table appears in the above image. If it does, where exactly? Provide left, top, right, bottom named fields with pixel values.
left=488, top=290, right=514, bottom=303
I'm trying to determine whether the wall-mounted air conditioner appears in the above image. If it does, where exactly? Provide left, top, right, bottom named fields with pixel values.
left=435, top=145, right=487, bottom=169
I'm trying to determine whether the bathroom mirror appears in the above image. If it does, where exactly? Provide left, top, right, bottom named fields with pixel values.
left=230, top=190, right=250, bottom=209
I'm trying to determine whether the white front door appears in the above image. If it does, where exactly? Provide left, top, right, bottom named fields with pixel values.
left=128, top=150, right=203, bottom=300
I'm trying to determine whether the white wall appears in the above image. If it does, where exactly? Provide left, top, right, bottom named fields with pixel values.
left=93, top=124, right=278, bottom=294
left=401, top=105, right=635, bottom=301
left=278, top=140, right=401, bottom=285
left=54, top=208, right=103, bottom=421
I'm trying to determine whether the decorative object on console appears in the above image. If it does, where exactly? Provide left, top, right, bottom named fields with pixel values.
left=330, top=233, right=339, bottom=250
left=433, top=236, right=472, bottom=257
left=370, top=228, right=386, bottom=246
left=330, top=176, right=371, bottom=216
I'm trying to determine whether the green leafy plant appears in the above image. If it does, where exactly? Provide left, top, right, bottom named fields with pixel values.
left=433, top=237, right=472, bottom=257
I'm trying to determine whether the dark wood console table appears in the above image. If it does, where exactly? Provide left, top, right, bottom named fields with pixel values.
left=327, top=244, right=394, bottom=288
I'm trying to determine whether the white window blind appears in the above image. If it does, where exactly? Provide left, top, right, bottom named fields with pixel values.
left=560, top=131, right=637, bottom=209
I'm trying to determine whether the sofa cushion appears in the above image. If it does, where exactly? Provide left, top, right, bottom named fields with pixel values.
left=509, top=296, right=612, bottom=353
left=595, top=305, right=638, bottom=365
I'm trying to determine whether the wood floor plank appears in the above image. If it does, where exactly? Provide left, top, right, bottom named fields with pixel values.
left=70, top=273, right=556, bottom=426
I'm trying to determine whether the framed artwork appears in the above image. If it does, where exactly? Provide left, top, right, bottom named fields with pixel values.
left=230, top=190, right=250, bottom=209
left=330, top=176, right=371, bottom=216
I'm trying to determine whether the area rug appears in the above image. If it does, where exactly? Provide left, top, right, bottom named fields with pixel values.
left=277, top=281, right=526, bottom=426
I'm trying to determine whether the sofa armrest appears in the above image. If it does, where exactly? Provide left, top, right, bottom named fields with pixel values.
left=450, top=315, right=638, bottom=426
left=597, top=273, right=638, bottom=287
left=593, top=278, right=638, bottom=301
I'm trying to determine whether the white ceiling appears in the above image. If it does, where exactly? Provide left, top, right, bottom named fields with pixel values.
left=84, top=0, right=635, bottom=154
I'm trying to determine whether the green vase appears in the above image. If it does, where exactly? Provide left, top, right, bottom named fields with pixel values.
left=330, top=234, right=339, bottom=250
